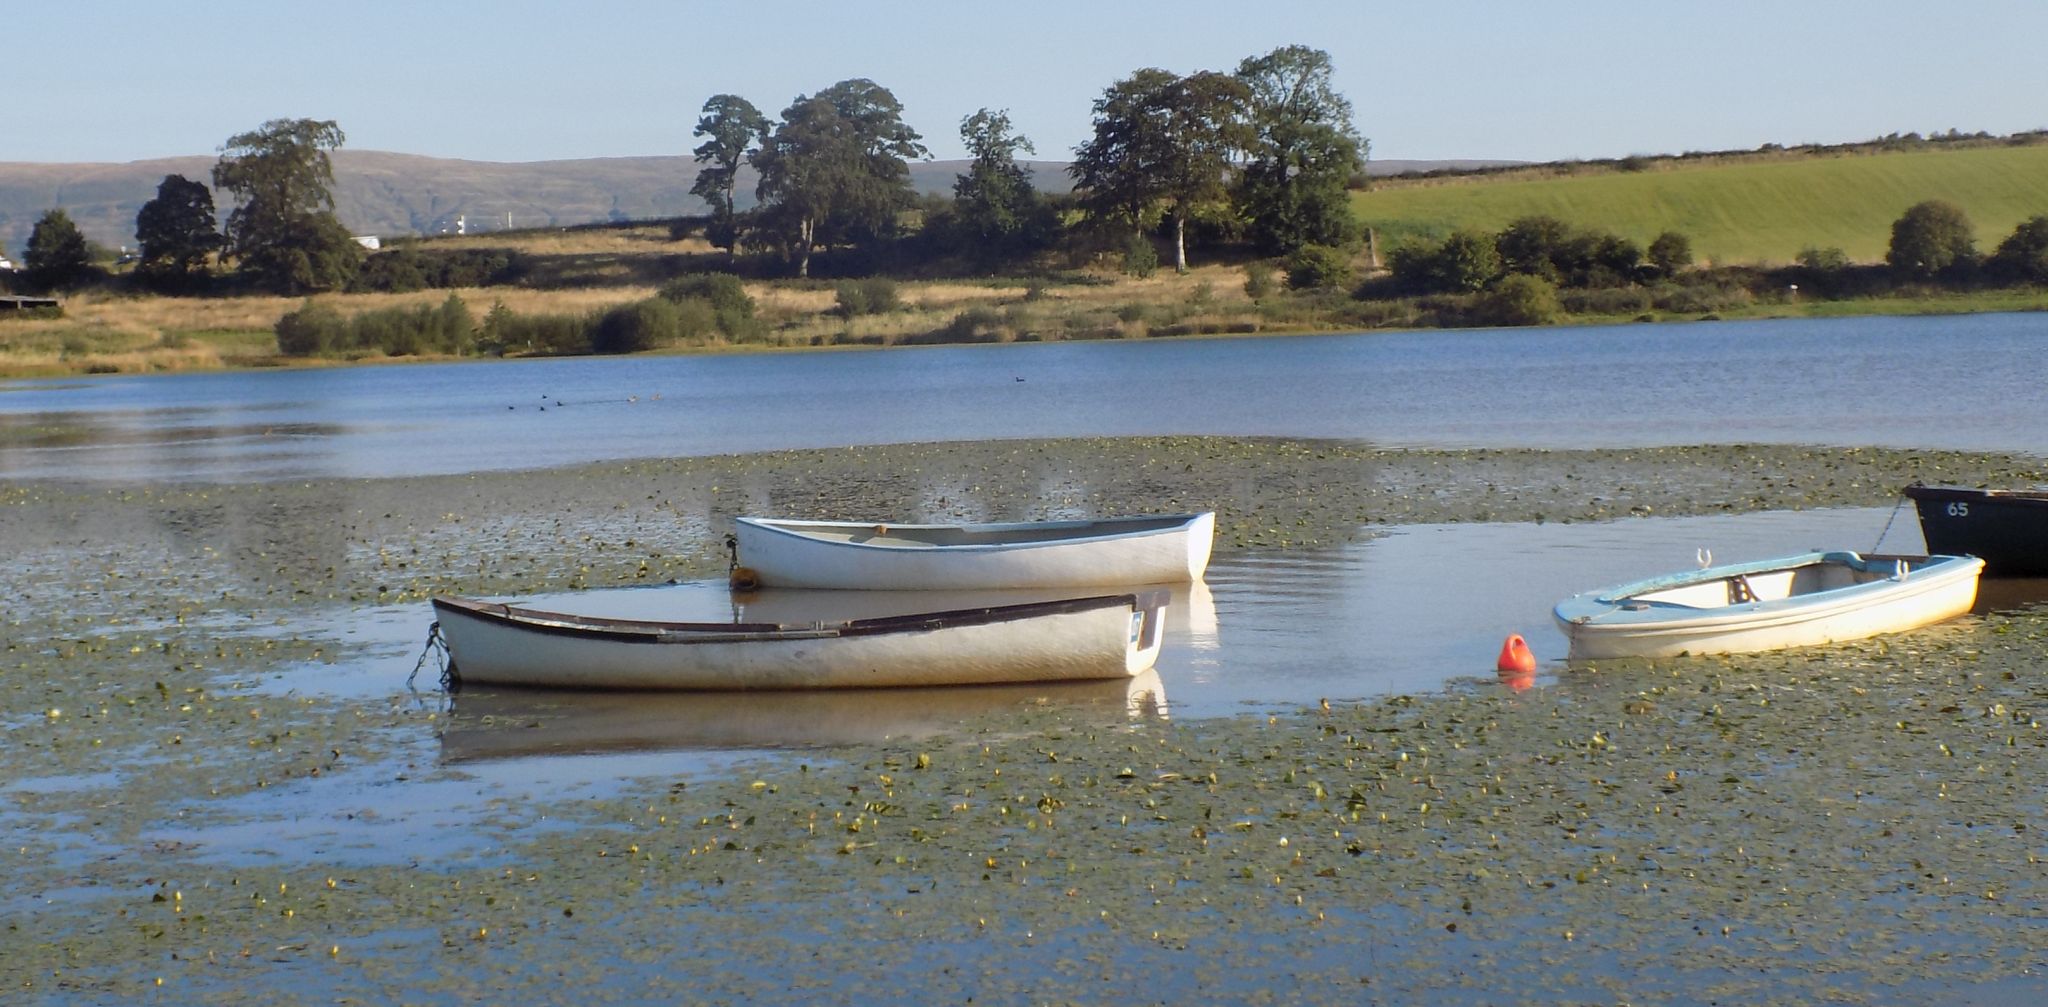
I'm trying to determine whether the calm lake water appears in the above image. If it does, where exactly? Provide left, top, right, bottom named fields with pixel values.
left=3, top=311, right=2045, bottom=482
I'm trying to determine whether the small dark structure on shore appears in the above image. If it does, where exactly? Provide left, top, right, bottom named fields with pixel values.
left=0, top=295, right=61, bottom=313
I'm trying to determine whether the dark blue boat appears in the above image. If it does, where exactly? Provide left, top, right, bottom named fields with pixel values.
left=1903, top=485, right=2048, bottom=577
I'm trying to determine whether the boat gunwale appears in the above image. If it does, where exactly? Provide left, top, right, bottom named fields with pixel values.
left=736, top=512, right=1212, bottom=554
left=432, top=591, right=1167, bottom=646
left=1902, top=483, right=2048, bottom=505
left=1555, top=551, right=1984, bottom=632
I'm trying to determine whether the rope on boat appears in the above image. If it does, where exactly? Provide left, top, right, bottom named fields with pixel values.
left=406, top=620, right=455, bottom=693
left=1869, top=494, right=1913, bottom=554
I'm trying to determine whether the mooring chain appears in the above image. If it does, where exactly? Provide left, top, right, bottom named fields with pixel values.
left=1869, top=494, right=1912, bottom=554
left=406, top=620, right=454, bottom=693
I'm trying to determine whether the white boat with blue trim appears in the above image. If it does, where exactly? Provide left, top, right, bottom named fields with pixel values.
left=431, top=590, right=1168, bottom=690
left=1554, top=550, right=1984, bottom=660
left=730, top=512, right=1215, bottom=590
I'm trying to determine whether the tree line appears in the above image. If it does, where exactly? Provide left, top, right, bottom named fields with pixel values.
left=5, top=45, right=1364, bottom=296
left=686, top=44, right=1365, bottom=278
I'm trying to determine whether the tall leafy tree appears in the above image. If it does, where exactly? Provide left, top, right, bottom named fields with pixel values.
left=751, top=78, right=928, bottom=277
left=1233, top=45, right=1366, bottom=254
left=134, top=174, right=222, bottom=282
left=1072, top=68, right=1252, bottom=273
left=952, top=108, right=1044, bottom=264
left=689, top=94, right=770, bottom=258
left=212, top=118, right=362, bottom=293
left=1069, top=68, right=1179, bottom=245
left=24, top=208, right=95, bottom=291
left=1886, top=199, right=1976, bottom=280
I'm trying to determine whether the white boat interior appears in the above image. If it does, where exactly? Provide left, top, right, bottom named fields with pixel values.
left=1622, top=557, right=1909, bottom=610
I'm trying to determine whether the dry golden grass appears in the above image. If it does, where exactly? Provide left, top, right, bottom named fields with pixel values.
left=0, top=253, right=1270, bottom=376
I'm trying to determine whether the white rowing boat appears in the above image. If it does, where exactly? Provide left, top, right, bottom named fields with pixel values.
left=430, top=591, right=1168, bottom=690
left=730, top=512, right=1215, bottom=590
left=1554, top=550, right=1983, bottom=660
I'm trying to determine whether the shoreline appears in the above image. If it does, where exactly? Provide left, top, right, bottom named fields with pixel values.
left=6, top=438, right=2047, bottom=1003
left=5, top=289, right=2047, bottom=380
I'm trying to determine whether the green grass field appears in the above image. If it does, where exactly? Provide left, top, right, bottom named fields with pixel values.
left=1354, top=144, right=2048, bottom=265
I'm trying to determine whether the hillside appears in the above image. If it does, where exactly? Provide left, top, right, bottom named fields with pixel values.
left=0, top=153, right=1496, bottom=259
left=0, top=152, right=1086, bottom=256
left=1355, top=143, right=2048, bottom=264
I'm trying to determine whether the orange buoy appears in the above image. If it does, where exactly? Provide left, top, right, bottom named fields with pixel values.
left=1496, top=633, right=1537, bottom=674
left=1496, top=633, right=1537, bottom=691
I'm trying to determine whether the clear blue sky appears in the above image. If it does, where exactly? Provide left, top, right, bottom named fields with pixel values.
left=9, top=1, right=2046, bottom=165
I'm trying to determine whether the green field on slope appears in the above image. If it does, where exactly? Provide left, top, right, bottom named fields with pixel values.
left=1353, top=145, right=2048, bottom=265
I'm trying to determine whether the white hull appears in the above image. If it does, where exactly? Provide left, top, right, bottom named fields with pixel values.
left=733, top=512, right=1215, bottom=590
left=1555, top=551, right=1983, bottom=660
left=432, top=592, right=1166, bottom=690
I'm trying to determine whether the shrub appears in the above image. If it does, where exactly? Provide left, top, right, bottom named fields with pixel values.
left=834, top=277, right=901, bottom=317
left=1560, top=285, right=1652, bottom=315
left=1796, top=246, right=1852, bottom=272
left=274, top=301, right=347, bottom=355
left=1474, top=273, right=1561, bottom=326
left=1243, top=261, right=1278, bottom=301
left=1284, top=244, right=1354, bottom=290
left=1653, top=280, right=1755, bottom=315
left=1122, top=234, right=1158, bottom=278
left=660, top=272, right=757, bottom=335
left=929, top=305, right=1009, bottom=343
left=592, top=298, right=685, bottom=354
left=350, top=247, right=523, bottom=293
left=500, top=312, right=591, bottom=355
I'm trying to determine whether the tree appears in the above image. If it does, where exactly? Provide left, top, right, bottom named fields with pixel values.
left=751, top=78, right=929, bottom=278
left=1646, top=231, right=1693, bottom=277
left=1070, top=67, right=1252, bottom=273
left=952, top=108, right=1046, bottom=265
left=689, top=94, right=770, bottom=258
left=1233, top=45, right=1366, bottom=254
left=1886, top=199, right=1976, bottom=280
left=1070, top=69, right=1177, bottom=253
left=1989, top=215, right=2048, bottom=284
left=24, top=209, right=94, bottom=291
left=1495, top=216, right=1572, bottom=280
left=134, top=174, right=222, bottom=282
left=212, top=118, right=362, bottom=292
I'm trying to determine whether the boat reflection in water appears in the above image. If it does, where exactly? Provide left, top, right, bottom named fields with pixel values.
left=440, top=666, right=1166, bottom=763
left=727, top=580, right=1218, bottom=652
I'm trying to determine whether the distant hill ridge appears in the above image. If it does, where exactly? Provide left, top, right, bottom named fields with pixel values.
left=0, top=151, right=1508, bottom=255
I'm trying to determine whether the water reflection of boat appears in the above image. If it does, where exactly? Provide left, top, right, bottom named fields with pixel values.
left=731, top=512, right=1215, bottom=589
left=730, top=579, right=1218, bottom=649
left=431, top=591, right=1167, bottom=690
left=1555, top=550, right=1984, bottom=660
left=1903, top=485, right=2048, bottom=577
left=439, top=667, right=1168, bottom=761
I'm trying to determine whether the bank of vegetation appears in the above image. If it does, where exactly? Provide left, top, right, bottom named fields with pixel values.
left=5, top=51, right=2048, bottom=377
